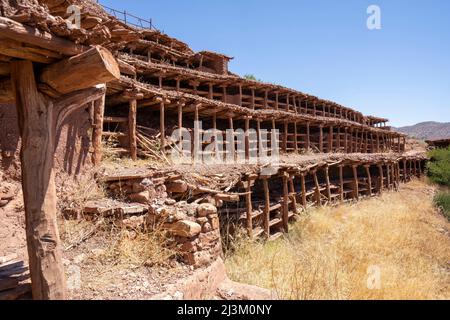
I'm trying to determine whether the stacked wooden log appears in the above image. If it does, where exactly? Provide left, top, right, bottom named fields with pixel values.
left=0, top=255, right=31, bottom=300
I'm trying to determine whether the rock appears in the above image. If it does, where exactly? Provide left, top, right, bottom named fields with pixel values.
left=123, top=215, right=145, bottom=229
left=132, top=182, right=146, bottom=193
left=182, top=250, right=211, bottom=268
left=217, top=279, right=273, bottom=300
left=208, top=214, right=220, bottom=230
left=196, top=217, right=208, bottom=226
left=141, top=178, right=153, bottom=187
left=197, top=203, right=217, bottom=217
left=166, top=180, right=188, bottom=193
left=165, top=199, right=176, bottom=205
left=165, top=220, right=201, bottom=237
left=180, top=239, right=198, bottom=253
left=129, top=191, right=150, bottom=204
left=0, top=199, right=9, bottom=207
left=202, top=222, right=212, bottom=233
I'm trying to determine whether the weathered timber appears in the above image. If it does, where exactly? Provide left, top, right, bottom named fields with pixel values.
left=40, top=46, right=120, bottom=94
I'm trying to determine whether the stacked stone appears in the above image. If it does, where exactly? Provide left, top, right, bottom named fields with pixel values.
left=104, top=177, right=223, bottom=268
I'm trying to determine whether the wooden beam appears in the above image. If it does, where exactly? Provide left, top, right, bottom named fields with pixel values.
left=0, top=17, right=86, bottom=56
left=40, top=46, right=120, bottom=94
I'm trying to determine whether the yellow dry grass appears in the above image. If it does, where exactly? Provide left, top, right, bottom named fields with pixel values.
left=225, top=180, right=450, bottom=300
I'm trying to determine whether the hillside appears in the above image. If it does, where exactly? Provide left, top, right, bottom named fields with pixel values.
left=397, top=122, right=450, bottom=140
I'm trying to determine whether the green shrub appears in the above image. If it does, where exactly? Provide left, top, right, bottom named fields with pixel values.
left=427, top=147, right=450, bottom=187
left=434, top=192, right=450, bottom=220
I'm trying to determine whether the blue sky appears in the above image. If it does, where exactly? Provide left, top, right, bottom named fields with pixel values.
left=100, top=0, right=450, bottom=127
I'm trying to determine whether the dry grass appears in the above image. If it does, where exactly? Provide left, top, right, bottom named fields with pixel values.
left=225, top=180, right=450, bottom=300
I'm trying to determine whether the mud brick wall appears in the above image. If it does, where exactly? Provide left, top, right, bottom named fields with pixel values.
left=0, top=104, right=94, bottom=180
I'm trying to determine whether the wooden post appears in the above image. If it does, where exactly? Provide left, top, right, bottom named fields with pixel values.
left=159, top=101, right=165, bottom=154
left=403, top=159, right=407, bottom=182
left=313, top=170, right=321, bottom=206
left=245, top=179, right=253, bottom=238
left=229, top=117, right=235, bottom=162
left=294, top=122, right=298, bottom=152
left=328, top=126, right=333, bottom=153
left=251, top=88, right=255, bottom=110
left=177, top=102, right=183, bottom=129
left=194, top=104, right=200, bottom=164
left=339, top=165, right=344, bottom=202
left=245, top=117, right=250, bottom=162
left=306, top=122, right=311, bottom=151
left=344, top=127, right=349, bottom=153
left=319, top=125, right=324, bottom=153
left=11, top=60, right=107, bottom=300
left=300, top=173, right=307, bottom=208
left=262, top=178, right=270, bottom=239
left=352, top=165, right=359, bottom=200
left=238, top=84, right=243, bottom=106
left=275, top=92, right=279, bottom=110
left=325, top=166, right=332, bottom=202
left=208, top=83, right=213, bottom=99
left=282, top=173, right=289, bottom=232
left=337, top=127, right=341, bottom=151
left=365, top=165, right=373, bottom=196
left=283, top=121, right=288, bottom=153
left=128, top=99, right=137, bottom=160
left=92, top=93, right=105, bottom=166
left=289, top=174, right=298, bottom=215
left=386, top=163, right=391, bottom=190
left=378, top=164, right=384, bottom=194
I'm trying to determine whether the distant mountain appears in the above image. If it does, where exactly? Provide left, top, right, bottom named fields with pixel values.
left=396, top=121, right=450, bottom=141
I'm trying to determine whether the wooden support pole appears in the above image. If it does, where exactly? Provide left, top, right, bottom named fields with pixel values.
left=245, top=180, right=253, bottom=238
left=328, top=126, right=333, bottom=153
left=282, top=173, right=289, bottom=232
left=177, top=102, right=183, bottom=129
left=128, top=99, right=137, bottom=161
left=300, top=173, right=307, bottom=208
left=251, top=88, right=256, bottom=110
left=339, top=165, right=344, bottom=202
left=386, top=163, right=391, bottom=190
left=365, top=165, right=373, bottom=196
left=337, top=127, right=341, bottom=151
left=378, top=164, right=384, bottom=194
left=262, top=178, right=270, bottom=239
left=294, top=122, right=298, bottom=152
left=208, top=83, right=213, bottom=99
left=319, top=125, right=324, bottom=152
left=283, top=121, right=288, bottom=153
left=92, top=93, right=105, bottom=166
left=306, top=122, right=311, bottom=151
left=289, top=174, right=298, bottom=215
left=159, top=101, right=165, bottom=154
left=245, top=117, right=250, bottom=162
left=403, top=159, right=407, bottom=182
left=11, top=61, right=105, bottom=299
left=325, top=166, right=332, bottom=202
left=11, top=60, right=67, bottom=300
left=229, top=117, right=235, bottom=162
left=238, top=84, right=243, bottom=106
left=313, top=170, right=321, bottom=206
left=193, top=104, right=200, bottom=164
left=275, top=92, right=279, bottom=110
left=344, top=127, right=349, bottom=153
left=352, top=165, right=359, bottom=200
